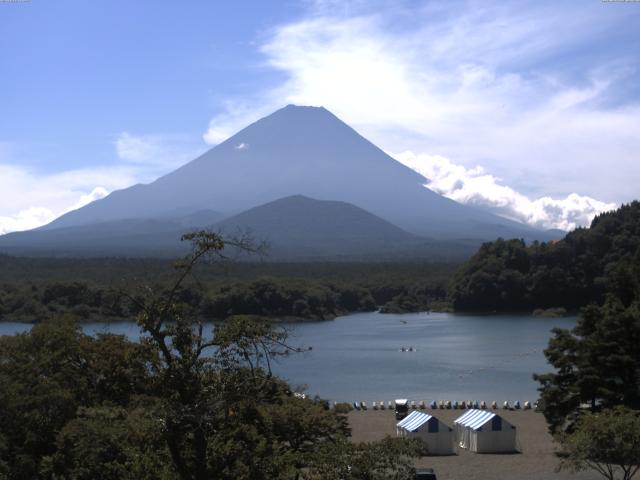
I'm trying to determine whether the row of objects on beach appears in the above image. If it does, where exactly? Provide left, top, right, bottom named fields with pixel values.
left=348, top=399, right=535, bottom=411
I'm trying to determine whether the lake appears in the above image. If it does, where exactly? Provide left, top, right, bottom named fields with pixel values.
left=0, top=311, right=575, bottom=403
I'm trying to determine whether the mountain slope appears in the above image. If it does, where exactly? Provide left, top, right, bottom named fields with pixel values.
left=0, top=219, right=194, bottom=257
left=41, top=105, right=553, bottom=241
left=0, top=210, right=224, bottom=257
left=0, top=196, right=479, bottom=260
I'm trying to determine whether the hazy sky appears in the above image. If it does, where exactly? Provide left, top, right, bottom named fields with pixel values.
left=1, top=0, right=639, bottom=233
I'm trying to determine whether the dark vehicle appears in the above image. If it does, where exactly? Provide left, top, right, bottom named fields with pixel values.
left=414, top=468, right=437, bottom=479
left=395, top=398, right=409, bottom=420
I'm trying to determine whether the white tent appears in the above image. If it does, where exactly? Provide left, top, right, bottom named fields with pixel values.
left=454, top=409, right=516, bottom=453
left=396, top=411, right=454, bottom=455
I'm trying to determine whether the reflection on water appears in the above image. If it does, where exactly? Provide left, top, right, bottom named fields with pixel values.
left=0, top=311, right=575, bottom=402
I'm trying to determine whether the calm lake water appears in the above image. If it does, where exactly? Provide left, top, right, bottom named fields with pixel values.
left=0, top=312, right=575, bottom=403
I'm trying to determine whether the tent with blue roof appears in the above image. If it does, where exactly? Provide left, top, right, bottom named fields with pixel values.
left=454, top=409, right=516, bottom=453
left=396, top=411, right=454, bottom=455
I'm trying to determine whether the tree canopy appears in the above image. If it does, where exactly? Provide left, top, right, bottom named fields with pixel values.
left=534, top=296, right=640, bottom=432
left=556, top=407, right=640, bottom=480
left=449, top=202, right=640, bottom=312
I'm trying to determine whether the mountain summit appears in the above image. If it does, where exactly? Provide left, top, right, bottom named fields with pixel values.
left=31, top=105, right=550, bottom=245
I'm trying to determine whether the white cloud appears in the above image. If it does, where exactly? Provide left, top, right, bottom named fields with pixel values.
left=234, top=142, right=249, bottom=150
left=114, top=132, right=160, bottom=163
left=393, top=151, right=617, bottom=231
left=203, top=107, right=245, bottom=145
left=203, top=126, right=230, bottom=145
left=0, top=208, right=57, bottom=236
left=205, top=3, right=640, bottom=204
left=203, top=101, right=275, bottom=145
left=0, top=163, right=135, bottom=235
left=68, top=186, right=110, bottom=211
left=0, top=187, right=109, bottom=235
left=114, top=132, right=205, bottom=169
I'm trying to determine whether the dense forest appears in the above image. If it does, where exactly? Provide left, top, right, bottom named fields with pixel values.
left=449, top=202, right=640, bottom=312
left=0, top=256, right=454, bottom=322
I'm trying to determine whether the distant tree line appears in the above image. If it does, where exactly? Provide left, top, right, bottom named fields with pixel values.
left=0, top=258, right=455, bottom=323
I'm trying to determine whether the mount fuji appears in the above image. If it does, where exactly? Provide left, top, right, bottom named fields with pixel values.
left=0, top=105, right=558, bottom=259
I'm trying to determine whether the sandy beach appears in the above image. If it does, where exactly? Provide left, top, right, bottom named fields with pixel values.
left=348, top=408, right=600, bottom=480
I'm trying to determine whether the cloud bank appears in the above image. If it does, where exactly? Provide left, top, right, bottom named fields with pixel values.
left=393, top=151, right=616, bottom=231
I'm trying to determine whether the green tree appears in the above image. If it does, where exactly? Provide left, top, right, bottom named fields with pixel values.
left=0, top=318, right=154, bottom=479
left=41, top=404, right=173, bottom=480
left=534, top=297, right=640, bottom=432
left=305, top=436, right=427, bottom=480
left=556, top=407, right=640, bottom=480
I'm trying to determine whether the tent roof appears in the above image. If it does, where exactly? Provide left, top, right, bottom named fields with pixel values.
left=454, top=409, right=499, bottom=431
left=397, top=411, right=433, bottom=432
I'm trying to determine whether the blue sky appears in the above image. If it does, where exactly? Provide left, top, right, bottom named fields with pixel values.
left=1, top=0, right=639, bottom=233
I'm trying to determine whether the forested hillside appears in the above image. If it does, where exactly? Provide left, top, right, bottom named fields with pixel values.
left=449, top=202, right=640, bottom=312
